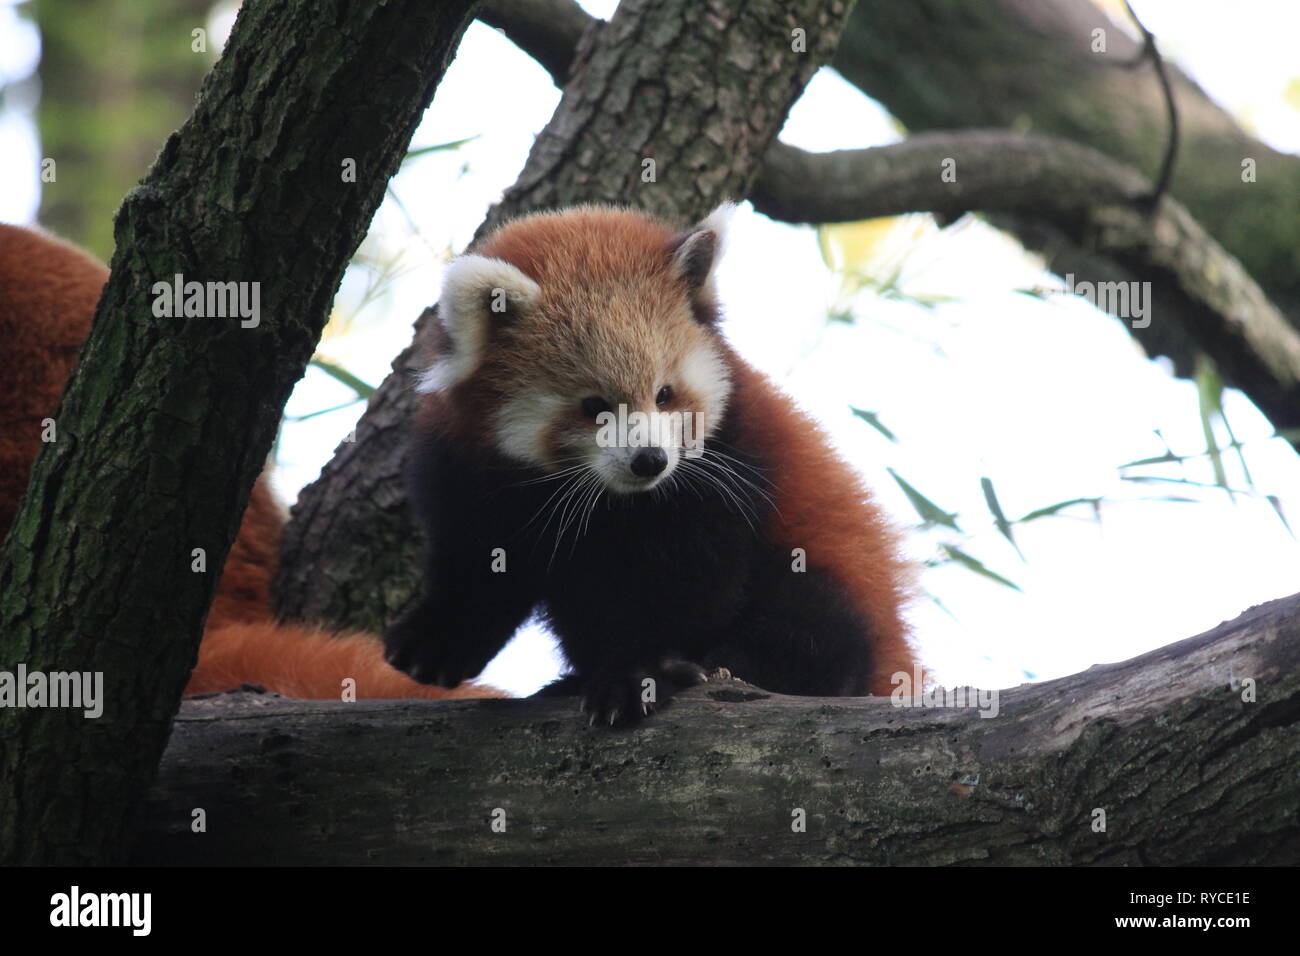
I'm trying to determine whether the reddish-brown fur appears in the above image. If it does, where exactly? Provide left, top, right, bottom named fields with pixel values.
left=479, top=208, right=916, bottom=692
left=725, top=359, right=916, bottom=693
left=185, top=620, right=502, bottom=698
left=0, top=222, right=499, bottom=700
left=410, top=205, right=918, bottom=698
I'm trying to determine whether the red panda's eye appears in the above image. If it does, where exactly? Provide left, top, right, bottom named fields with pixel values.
left=656, top=385, right=673, bottom=406
left=581, top=396, right=612, bottom=419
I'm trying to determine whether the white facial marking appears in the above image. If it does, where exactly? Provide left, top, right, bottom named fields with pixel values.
left=494, top=389, right=569, bottom=467
left=679, top=342, right=732, bottom=435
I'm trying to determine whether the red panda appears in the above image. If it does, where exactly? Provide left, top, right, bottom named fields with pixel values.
left=384, top=204, right=917, bottom=724
left=0, top=222, right=499, bottom=701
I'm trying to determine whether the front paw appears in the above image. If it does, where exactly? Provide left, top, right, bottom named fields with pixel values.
left=383, top=616, right=490, bottom=688
left=581, top=657, right=708, bottom=726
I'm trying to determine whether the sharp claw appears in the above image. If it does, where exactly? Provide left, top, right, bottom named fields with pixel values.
left=608, top=711, right=617, bottom=726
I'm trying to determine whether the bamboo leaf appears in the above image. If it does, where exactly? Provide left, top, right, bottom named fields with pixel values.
left=888, top=468, right=960, bottom=530
left=309, top=358, right=375, bottom=399
left=403, top=135, right=478, bottom=161
left=940, top=543, right=1021, bottom=592
left=1119, top=451, right=1182, bottom=469
left=850, top=407, right=897, bottom=442
left=285, top=398, right=365, bottom=423
left=981, top=476, right=1023, bottom=559
left=1194, top=354, right=1231, bottom=498
left=1267, top=495, right=1295, bottom=539
left=1122, top=474, right=1254, bottom=496
left=1017, top=497, right=1101, bottom=522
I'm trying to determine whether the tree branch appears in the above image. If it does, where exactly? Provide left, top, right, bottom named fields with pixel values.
left=133, top=590, right=1300, bottom=865
left=1120, top=0, right=1178, bottom=209
left=748, top=131, right=1300, bottom=449
left=478, top=0, right=595, bottom=85
left=829, top=0, right=1300, bottom=333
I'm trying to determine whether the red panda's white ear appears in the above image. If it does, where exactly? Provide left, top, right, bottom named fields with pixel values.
left=417, top=255, right=540, bottom=392
left=669, top=201, right=735, bottom=296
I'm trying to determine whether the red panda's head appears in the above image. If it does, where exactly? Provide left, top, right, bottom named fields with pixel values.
left=419, top=204, right=736, bottom=494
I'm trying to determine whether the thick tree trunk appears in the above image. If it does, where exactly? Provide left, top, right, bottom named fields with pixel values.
left=0, top=0, right=476, bottom=865
left=276, top=0, right=856, bottom=632
left=132, top=591, right=1300, bottom=865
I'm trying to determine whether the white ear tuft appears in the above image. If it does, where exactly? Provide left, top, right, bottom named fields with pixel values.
left=696, top=201, right=736, bottom=257
left=670, top=201, right=736, bottom=293
left=416, top=255, right=540, bottom=393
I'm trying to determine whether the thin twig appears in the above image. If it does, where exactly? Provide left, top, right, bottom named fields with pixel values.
left=1122, top=1, right=1179, bottom=210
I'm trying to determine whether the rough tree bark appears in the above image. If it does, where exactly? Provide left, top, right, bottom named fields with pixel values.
left=0, top=0, right=476, bottom=865
left=132, top=591, right=1300, bottom=865
left=276, top=0, right=855, bottom=631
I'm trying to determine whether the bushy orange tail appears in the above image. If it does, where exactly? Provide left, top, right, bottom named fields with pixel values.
left=187, top=620, right=504, bottom=699
left=2, top=222, right=501, bottom=701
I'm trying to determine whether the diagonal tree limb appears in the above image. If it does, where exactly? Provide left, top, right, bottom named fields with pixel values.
left=0, top=0, right=477, bottom=865
left=748, top=132, right=1300, bottom=451
left=830, top=0, right=1300, bottom=332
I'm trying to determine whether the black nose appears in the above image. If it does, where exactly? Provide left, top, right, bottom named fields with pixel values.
left=630, top=447, right=668, bottom=478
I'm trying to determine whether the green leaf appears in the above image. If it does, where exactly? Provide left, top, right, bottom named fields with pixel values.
left=1119, top=451, right=1182, bottom=469
left=850, top=407, right=897, bottom=442
left=1194, top=354, right=1231, bottom=498
left=981, top=476, right=1023, bottom=559
left=888, top=468, right=960, bottom=530
left=928, top=594, right=959, bottom=621
left=285, top=398, right=365, bottom=423
left=1122, top=474, right=1254, bottom=496
left=309, top=358, right=375, bottom=399
left=939, top=543, right=1021, bottom=592
left=1267, top=495, right=1295, bottom=539
left=1017, top=497, right=1101, bottom=522
left=402, top=135, right=479, bottom=162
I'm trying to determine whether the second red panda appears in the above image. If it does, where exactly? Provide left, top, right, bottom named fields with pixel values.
left=385, top=204, right=917, bottom=723
left=0, top=222, right=497, bottom=702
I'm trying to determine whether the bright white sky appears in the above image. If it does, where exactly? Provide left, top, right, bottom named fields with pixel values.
left=1, top=0, right=1297, bottom=697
